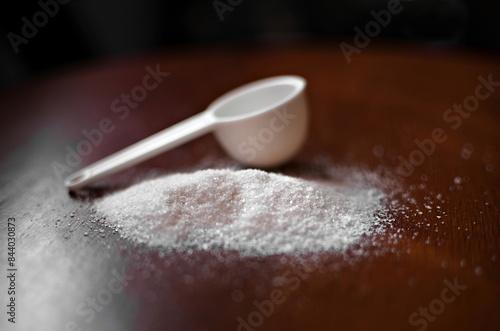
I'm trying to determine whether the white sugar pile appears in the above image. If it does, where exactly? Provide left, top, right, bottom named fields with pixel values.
left=95, top=169, right=390, bottom=255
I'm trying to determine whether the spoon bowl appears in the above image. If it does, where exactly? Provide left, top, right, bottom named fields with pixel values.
left=209, top=75, right=308, bottom=167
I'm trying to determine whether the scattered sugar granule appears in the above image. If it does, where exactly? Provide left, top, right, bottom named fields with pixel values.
left=96, top=169, right=391, bottom=256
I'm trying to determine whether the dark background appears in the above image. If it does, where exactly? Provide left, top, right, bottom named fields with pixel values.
left=0, top=0, right=499, bottom=87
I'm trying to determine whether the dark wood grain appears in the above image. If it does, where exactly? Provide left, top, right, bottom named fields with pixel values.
left=0, top=43, right=499, bottom=331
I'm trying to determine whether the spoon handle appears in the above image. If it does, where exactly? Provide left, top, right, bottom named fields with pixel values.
left=65, top=112, right=215, bottom=190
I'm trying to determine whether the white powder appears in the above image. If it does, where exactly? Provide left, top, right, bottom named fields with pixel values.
left=95, top=168, right=391, bottom=256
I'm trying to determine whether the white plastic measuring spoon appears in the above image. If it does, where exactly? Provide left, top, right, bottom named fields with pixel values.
left=65, top=75, right=308, bottom=190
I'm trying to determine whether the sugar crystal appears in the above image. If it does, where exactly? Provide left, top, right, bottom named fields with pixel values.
left=96, top=168, right=392, bottom=256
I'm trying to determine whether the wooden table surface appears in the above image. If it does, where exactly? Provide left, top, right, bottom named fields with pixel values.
left=1, top=43, right=499, bottom=331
